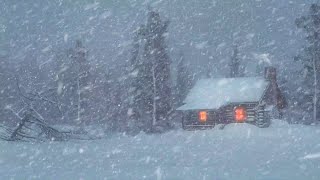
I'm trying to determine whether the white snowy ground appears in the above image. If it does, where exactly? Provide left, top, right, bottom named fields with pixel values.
left=1, top=120, right=320, bottom=180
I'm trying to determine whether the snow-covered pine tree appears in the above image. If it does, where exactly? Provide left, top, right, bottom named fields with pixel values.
left=127, top=9, right=172, bottom=132
left=229, top=44, right=244, bottom=78
left=176, top=51, right=192, bottom=106
left=71, top=40, right=92, bottom=126
left=104, top=68, right=126, bottom=131
left=126, top=26, right=145, bottom=132
left=145, top=10, right=172, bottom=131
left=55, top=40, right=92, bottom=125
left=100, top=69, right=114, bottom=126
left=141, top=14, right=156, bottom=129
left=295, top=4, right=320, bottom=123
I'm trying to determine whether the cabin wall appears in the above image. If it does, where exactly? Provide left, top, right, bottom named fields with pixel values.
left=221, top=103, right=258, bottom=123
left=182, top=103, right=260, bottom=126
left=182, top=110, right=216, bottom=126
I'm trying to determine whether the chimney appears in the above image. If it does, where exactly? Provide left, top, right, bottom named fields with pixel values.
left=264, top=66, right=287, bottom=110
left=264, top=66, right=277, bottom=82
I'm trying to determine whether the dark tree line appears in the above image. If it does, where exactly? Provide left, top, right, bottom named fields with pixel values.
left=295, top=3, right=320, bottom=124
left=0, top=8, right=193, bottom=140
left=3, top=3, right=320, bottom=141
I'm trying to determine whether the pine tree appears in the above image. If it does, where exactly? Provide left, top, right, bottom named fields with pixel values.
left=71, top=40, right=91, bottom=125
left=126, top=26, right=145, bottom=132
left=229, top=44, right=243, bottom=78
left=127, top=9, right=172, bottom=132
left=145, top=10, right=172, bottom=130
left=141, top=16, right=156, bottom=124
left=295, top=4, right=320, bottom=123
left=176, top=51, right=192, bottom=106
left=55, top=40, right=92, bottom=125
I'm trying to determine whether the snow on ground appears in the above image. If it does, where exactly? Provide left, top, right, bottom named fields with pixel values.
left=1, top=120, right=320, bottom=180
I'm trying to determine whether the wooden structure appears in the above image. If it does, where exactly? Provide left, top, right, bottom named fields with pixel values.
left=177, top=67, right=287, bottom=129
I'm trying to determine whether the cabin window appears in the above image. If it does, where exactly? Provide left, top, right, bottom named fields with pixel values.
left=234, top=106, right=247, bottom=122
left=198, top=111, right=207, bottom=122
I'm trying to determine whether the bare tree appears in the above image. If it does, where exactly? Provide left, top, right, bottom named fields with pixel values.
left=0, top=77, right=71, bottom=141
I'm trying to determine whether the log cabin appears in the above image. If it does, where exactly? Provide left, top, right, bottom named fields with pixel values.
left=177, top=67, right=287, bottom=129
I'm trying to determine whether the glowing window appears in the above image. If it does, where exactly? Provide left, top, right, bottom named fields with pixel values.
left=199, top=111, right=207, bottom=122
left=234, top=106, right=247, bottom=123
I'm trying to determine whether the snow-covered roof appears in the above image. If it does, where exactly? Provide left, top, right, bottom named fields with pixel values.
left=177, top=77, right=269, bottom=110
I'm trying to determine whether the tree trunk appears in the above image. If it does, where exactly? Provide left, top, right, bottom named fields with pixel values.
left=77, top=75, right=81, bottom=123
left=313, top=54, right=317, bottom=123
left=152, top=64, right=157, bottom=127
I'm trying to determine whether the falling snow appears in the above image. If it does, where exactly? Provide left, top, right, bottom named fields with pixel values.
left=1, top=0, right=320, bottom=179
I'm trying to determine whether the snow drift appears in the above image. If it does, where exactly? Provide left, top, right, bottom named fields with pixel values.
left=0, top=120, right=320, bottom=180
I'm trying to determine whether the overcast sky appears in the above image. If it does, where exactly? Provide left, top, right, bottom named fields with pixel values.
left=0, top=0, right=316, bottom=79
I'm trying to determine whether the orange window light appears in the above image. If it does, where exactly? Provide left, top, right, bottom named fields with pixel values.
left=234, top=106, right=247, bottom=123
left=199, top=111, right=208, bottom=122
